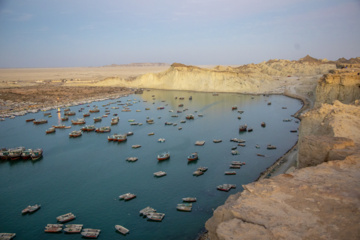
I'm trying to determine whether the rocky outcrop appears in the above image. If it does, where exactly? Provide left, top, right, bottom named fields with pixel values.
left=205, top=65, right=360, bottom=240
left=205, top=154, right=360, bottom=240
left=314, top=69, right=360, bottom=107
left=95, top=57, right=336, bottom=93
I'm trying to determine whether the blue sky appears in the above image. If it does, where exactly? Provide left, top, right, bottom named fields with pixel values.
left=0, top=0, right=359, bottom=68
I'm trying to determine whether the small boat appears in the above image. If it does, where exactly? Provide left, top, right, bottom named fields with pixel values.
left=83, top=113, right=90, bottom=117
left=267, top=144, right=277, bottom=149
left=56, top=213, right=76, bottom=223
left=52, top=124, right=67, bottom=129
left=255, top=144, right=260, bottom=148
left=44, top=224, right=63, bottom=233
left=127, top=132, right=134, bottom=136
left=231, top=146, right=237, bottom=150
left=81, top=229, right=101, bottom=238
left=154, top=171, right=167, bottom=177
left=95, top=126, right=111, bottom=133
left=213, top=139, right=222, bottom=143
left=177, top=203, right=192, bottom=212
left=146, top=119, right=154, bottom=124
left=71, top=118, right=86, bottom=125
left=46, top=127, right=56, bottom=134
left=148, top=132, right=155, bottom=136
left=0, top=233, right=16, bottom=239
left=81, top=125, right=96, bottom=132
left=26, top=118, right=35, bottom=122
left=132, top=145, right=141, bottom=149
left=283, top=118, right=292, bottom=122
left=147, top=212, right=165, bottom=222
left=290, top=130, right=298, bottom=133
left=261, top=122, right=266, bottom=127
left=158, top=138, right=165, bottom=142
left=239, top=124, right=247, bottom=132
left=225, top=171, right=236, bottom=175
left=231, top=150, right=239, bottom=155
left=0, top=148, right=9, bottom=160
left=93, top=117, right=102, bottom=122
left=197, top=166, right=208, bottom=172
left=217, top=184, right=236, bottom=192
left=64, top=111, right=76, bottom=116
left=195, top=141, right=205, bottom=146
left=247, top=128, right=253, bottom=132
left=126, top=157, right=138, bottom=162
left=63, top=224, right=83, bottom=234
left=187, top=152, right=198, bottom=161
left=139, top=206, right=156, bottom=217
left=157, top=152, right=170, bottom=161
left=238, top=143, right=246, bottom=147
left=232, top=106, right=237, bottom=110
left=257, top=153, right=265, bottom=157
left=185, top=114, right=194, bottom=120
left=22, top=204, right=41, bottom=214
left=115, top=225, right=129, bottom=235
left=119, top=193, right=136, bottom=201
left=164, top=122, right=173, bottom=125
left=33, top=119, right=48, bottom=124
left=21, top=149, right=32, bottom=160
left=61, top=116, right=69, bottom=121
left=9, top=147, right=25, bottom=160
left=111, top=117, right=119, bottom=125
left=182, top=197, right=197, bottom=202
left=231, top=161, right=245, bottom=166
left=89, top=108, right=100, bottom=113
left=229, top=164, right=241, bottom=169
left=193, top=170, right=204, bottom=176
left=69, top=129, right=82, bottom=137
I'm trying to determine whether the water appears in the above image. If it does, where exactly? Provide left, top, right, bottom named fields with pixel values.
left=0, top=90, right=301, bottom=239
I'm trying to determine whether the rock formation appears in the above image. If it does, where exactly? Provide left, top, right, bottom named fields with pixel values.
left=205, top=64, right=360, bottom=240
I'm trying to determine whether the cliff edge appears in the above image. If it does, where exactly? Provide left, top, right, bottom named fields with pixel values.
left=205, top=64, right=360, bottom=240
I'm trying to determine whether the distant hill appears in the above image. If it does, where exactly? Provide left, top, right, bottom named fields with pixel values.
left=103, top=63, right=169, bottom=67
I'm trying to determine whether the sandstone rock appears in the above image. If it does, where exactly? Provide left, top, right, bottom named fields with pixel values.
left=205, top=154, right=360, bottom=240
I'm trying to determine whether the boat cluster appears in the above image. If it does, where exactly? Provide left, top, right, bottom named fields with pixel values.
left=0, top=147, right=43, bottom=161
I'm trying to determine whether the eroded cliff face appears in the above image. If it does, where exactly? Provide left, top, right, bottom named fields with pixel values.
left=205, top=154, right=360, bottom=240
left=94, top=60, right=336, bottom=94
left=315, top=69, right=360, bottom=107
left=205, top=67, right=360, bottom=240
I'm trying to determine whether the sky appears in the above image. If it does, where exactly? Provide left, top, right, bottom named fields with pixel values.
left=0, top=0, right=359, bottom=68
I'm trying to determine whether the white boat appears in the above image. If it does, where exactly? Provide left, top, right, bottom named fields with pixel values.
left=154, top=171, right=167, bottom=177
left=115, top=225, right=129, bottom=235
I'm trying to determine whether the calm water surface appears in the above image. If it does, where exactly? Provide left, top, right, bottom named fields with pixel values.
left=0, top=90, right=301, bottom=239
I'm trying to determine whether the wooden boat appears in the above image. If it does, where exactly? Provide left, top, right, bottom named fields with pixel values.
left=89, top=108, right=100, bottom=113
left=33, top=119, right=48, bottom=124
left=247, top=128, right=253, bottom=132
left=217, top=184, right=236, bottom=192
left=164, top=122, right=173, bottom=125
left=93, top=117, right=102, bottom=122
left=44, top=224, right=63, bottom=233
left=0, top=148, right=9, bottom=160
left=126, top=157, right=138, bottom=162
left=186, top=114, right=194, bottom=120
left=126, top=132, right=134, bottom=136
left=158, top=138, right=165, bottom=143
left=239, top=124, right=247, bottom=132
left=119, top=193, right=136, bottom=201
left=132, top=144, right=141, bottom=149
left=230, top=138, right=246, bottom=143
left=148, top=132, right=155, bottom=136
left=290, top=130, right=298, bottom=133
left=225, top=171, right=236, bottom=175
left=231, top=161, right=245, bottom=166
left=9, top=147, right=25, bottom=160
left=52, top=124, right=66, bottom=129
left=154, top=171, right=166, bottom=177
left=0, top=233, right=16, bottom=239
left=69, top=130, right=82, bottom=138
left=193, top=170, right=204, bottom=176
left=46, top=127, right=56, bottom=134
left=111, top=117, right=119, bottom=125
left=81, top=229, right=100, bottom=238
left=71, top=118, right=85, bottom=125
left=61, top=116, right=69, bottom=121
left=229, top=164, right=241, bottom=169
left=267, top=144, right=277, bottom=149
left=177, top=203, right=192, bottom=212
left=261, top=122, right=266, bottom=127
left=95, top=126, right=111, bottom=133
left=64, top=111, right=76, bottom=116
left=197, top=166, right=208, bottom=172
left=231, top=150, right=239, bottom=155
left=83, top=113, right=90, bottom=117
left=63, top=224, right=83, bottom=234
left=57, top=212, right=76, bottom=223
left=115, top=225, right=129, bottom=235
left=257, top=153, right=265, bottom=157
left=195, top=141, right=205, bottom=146
left=139, top=206, right=156, bottom=217
left=147, top=212, right=165, bottom=222
left=22, top=204, right=41, bottom=214
left=213, top=139, right=222, bottom=143
left=182, top=197, right=197, bottom=202
left=157, top=152, right=170, bottom=161
left=146, top=119, right=154, bottom=124
left=21, top=149, right=32, bottom=160
left=232, top=106, right=237, bottom=110
left=187, top=152, right=198, bottom=161
left=81, top=125, right=96, bottom=132
left=26, top=118, right=35, bottom=122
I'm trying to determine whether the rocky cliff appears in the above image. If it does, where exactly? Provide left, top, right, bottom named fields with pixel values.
left=204, top=65, right=360, bottom=240
left=314, top=69, right=360, bottom=107
left=94, top=58, right=336, bottom=94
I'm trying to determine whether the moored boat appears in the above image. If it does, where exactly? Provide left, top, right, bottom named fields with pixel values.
left=132, top=144, right=141, bottom=148
left=95, top=126, right=111, bottom=133
left=56, top=212, right=76, bottom=223
left=182, top=197, right=197, bottom=202
left=154, top=171, right=166, bottom=177
left=147, top=212, right=165, bottom=222
left=225, top=171, right=236, bottom=175
left=71, top=118, right=86, bottom=125
left=46, top=127, right=56, bottom=134
left=261, top=122, right=266, bottom=127
left=239, top=124, right=247, bottom=132
left=63, top=224, right=83, bottom=234
left=89, top=108, right=100, bottom=113
left=81, top=125, right=96, bottom=132
left=126, top=157, right=138, bottom=162
left=0, top=233, right=16, bottom=239
left=217, top=184, right=236, bottom=192
left=213, top=139, right=222, bottom=143
left=93, top=117, right=102, bottom=123
left=52, top=124, right=67, bottom=129
left=119, top=193, right=136, bottom=201
left=21, top=149, right=32, bottom=160
left=44, top=224, right=63, bottom=233
left=267, top=144, right=277, bottom=149
left=33, top=119, right=48, bottom=124
left=8, top=147, right=25, bottom=160
left=81, top=229, right=100, bottom=238
left=185, top=114, right=194, bottom=120
left=69, top=130, right=82, bottom=138
left=158, top=138, right=165, bottom=142
left=187, top=152, right=198, bottom=161
left=157, top=152, right=170, bottom=161
left=22, top=204, right=41, bottom=214
left=177, top=203, right=192, bottom=212
left=115, top=225, right=129, bottom=235
left=26, top=118, right=35, bottom=122
left=195, top=141, right=205, bottom=146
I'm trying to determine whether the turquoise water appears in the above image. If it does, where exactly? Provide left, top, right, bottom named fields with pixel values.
left=0, top=90, right=301, bottom=239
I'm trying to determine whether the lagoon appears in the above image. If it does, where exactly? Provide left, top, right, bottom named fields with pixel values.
left=0, top=90, right=301, bottom=239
